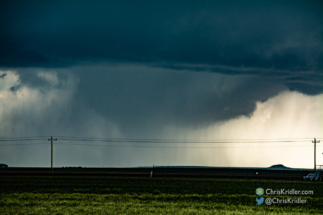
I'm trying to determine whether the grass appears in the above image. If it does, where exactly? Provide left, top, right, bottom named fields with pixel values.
left=1, top=176, right=322, bottom=214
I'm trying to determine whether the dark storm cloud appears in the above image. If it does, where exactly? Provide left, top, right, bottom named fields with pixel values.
left=0, top=0, right=322, bottom=139
left=1, top=1, right=322, bottom=168
left=159, top=63, right=323, bottom=95
left=1, top=0, right=322, bottom=136
left=1, top=0, right=322, bottom=94
left=6, top=65, right=287, bottom=138
left=71, top=66, right=286, bottom=137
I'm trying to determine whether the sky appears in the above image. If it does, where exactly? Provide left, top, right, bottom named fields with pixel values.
left=0, top=0, right=322, bottom=168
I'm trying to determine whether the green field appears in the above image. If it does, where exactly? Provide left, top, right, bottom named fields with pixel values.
left=1, top=176, right=322, bottom=214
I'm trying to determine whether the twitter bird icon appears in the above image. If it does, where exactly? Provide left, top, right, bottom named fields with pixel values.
left=256, top=197, right=264, bottom=205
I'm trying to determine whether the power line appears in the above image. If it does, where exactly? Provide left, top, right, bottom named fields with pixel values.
left=0, top=136, right=321, bottom=149
left=0, top=136, right=316, bottom=142
left=0, top=142, right=316, bottom=147
left=57, top=136, right=312, bottom=142
left=55, top=135, right=315, bottom=139
left=0, top=136, right=49, bottom=140
left=53, top=142, right=318, bottom=149
left=57, top=137, right=312, bottom=144
left=0, top=141, right=317, bottom=148
left=0, top=143, right=48, bottom=146
left=0, top=139, right=45, bottom=142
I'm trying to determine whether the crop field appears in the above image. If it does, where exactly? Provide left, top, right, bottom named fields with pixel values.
left=1, top=176, right=322, bottom=214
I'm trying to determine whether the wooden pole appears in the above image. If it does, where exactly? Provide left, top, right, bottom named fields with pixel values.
left=314, top=138, right=316, bottom=171
left=51, top=136, right=53, bottom=174
left=48, top=136, right=57, bottom=175
left=312, top=138, right=320, bottom=172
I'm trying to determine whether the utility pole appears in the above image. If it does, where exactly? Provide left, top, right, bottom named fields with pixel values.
left=48, top=136, right=57, bottom=175
left=312, top=138, right=320, bottom=172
